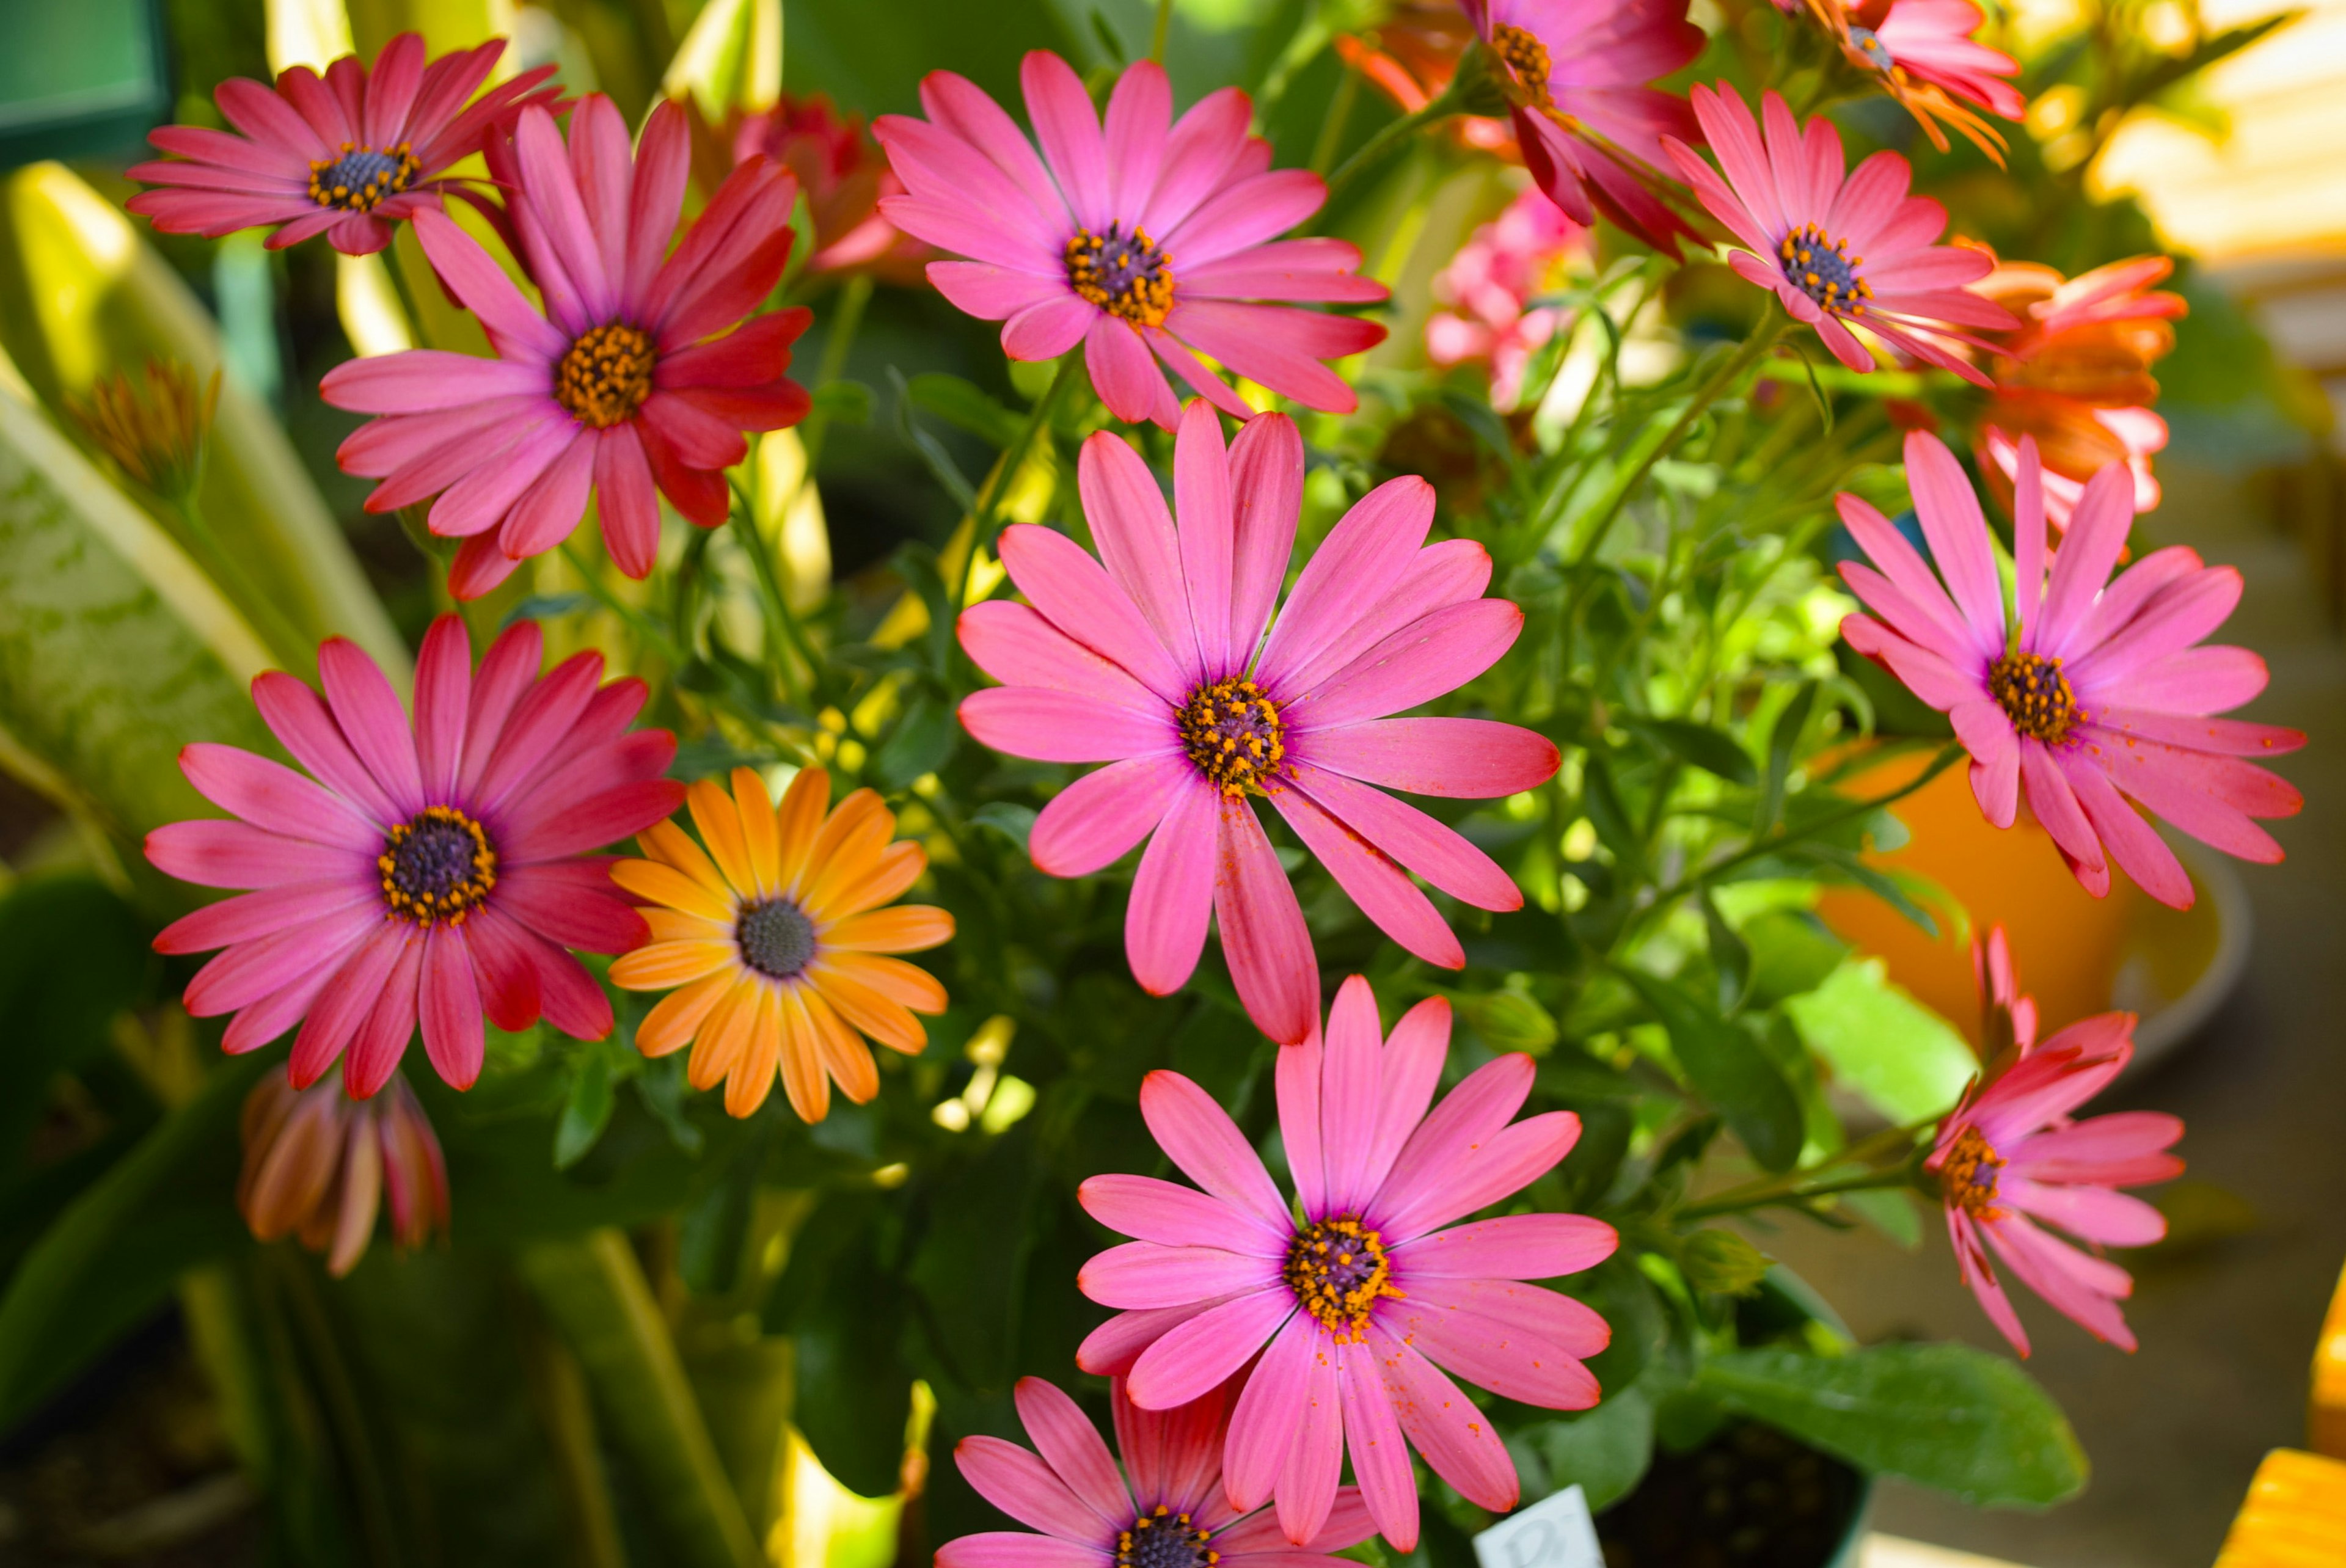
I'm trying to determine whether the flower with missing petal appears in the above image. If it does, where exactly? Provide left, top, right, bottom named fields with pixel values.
left=874, top=54, right=1387, bottom=429
left=958, top=405, right=1559, bottom=1045
left=940, top=1376, right=1377, bottom=1568
left=126, top=34, right=558, bottom=255
left=1836, top=430, right=2304, bottom=908
left=1461, top=0, right=1706, bottom=252
left=1929, top=930, right=2182, bottom=1354
left=1806, top=0, right=2023, bottom=161
left=320, top=95, right=810, bottom=599
left=239, top=1065, right=448, bottom=1276
left=1074, top=978, right=1615, bottom=1548
left=609, top=767, right=952, bottom=1121
left=1663, top=84, right=2017, bottom=385
left=146, top=616, right=684, bottom=1095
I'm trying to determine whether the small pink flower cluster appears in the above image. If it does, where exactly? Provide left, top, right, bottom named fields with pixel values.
left=1426, top=186, right=1591, bottom=408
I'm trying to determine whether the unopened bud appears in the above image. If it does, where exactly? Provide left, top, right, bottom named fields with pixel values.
left=1681, top=1228, right=1771, bottom=1297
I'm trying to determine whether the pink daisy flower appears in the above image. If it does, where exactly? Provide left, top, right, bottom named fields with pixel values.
left=957, top=404, right=1560, bottom=1045
left=1662, top=84, right=2017, bottom=385
left=1461, top=0, right=1706, bottom=253
left=146, top=616, right=686, bottom=1096
left=940, top=1376, right=1376, bottom=1568
left=126, top=34, right=558, bottom=256
left=872, top=54, right=1388, bottom=429
left=1074, top=979, right=1615, bottom=1548
left=320, top=95, right=811, bottom=600
left=1836, top=430, right=2305, bottom=909
left=1928, top=933, right=2183, bottom=1355
left=1810, top=0, right=2023, bottom=159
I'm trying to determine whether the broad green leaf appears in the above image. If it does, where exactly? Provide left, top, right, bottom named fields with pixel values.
left=1784, top=958, right=1976, bottom=1125
left=970, top=801, right=1037, bottom=851
left=907, top=373, right=1025, bottom=447
left=1508, top=1386, right=1654, bottom=1512
left=1758, top=680, right=1816, bottom=833
left=1741, top=907, right=1850, bottom=1007
left=1621, top=969, right=1802, bottom=1173
left=1700, top=1344, right=2087, bottom=1508
left=554, top=1049, right=617, bottom=1170
left=0, top=377, right=276, bottom=862
left=0, top=875, right=150, bottom=1167
left=0, top=163, right=404, bottom=672
left=871, top=692, right=956, bottom=789
left=1623, top=715, right=1757, bottom=786
left=770, top=1193, right=913, bottom=1498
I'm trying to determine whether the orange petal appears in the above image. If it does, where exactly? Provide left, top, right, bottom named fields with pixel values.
left=639, top=820, right=732, bottom=902
left=723, top=985, right=783, bottom=1118
left=689, top=778, right=759, bottom=898
left=803, top=985, right=880, bottom=1103
left=246, top=1095, right=341, bottom=1239
left=808, top=961, right=927, bottom=1054
left=612, top=858, right=736, bottom=925
left=687, top=978, right=761, bottom=1091
left=824, top=906, right=954, bottom=954
left=774, top=767, right=831, bottom=897
left=643, top=908, right=728, bottom=944
left=636, top=970, right=734, bottom=1057
left=775, top=985, right=831, bottom=1122
left=807, top=840, right=926, bottom=922
left=610, top=939, right=737, bottom=990
left=822, top=951, right=948, bottom=1013
left=802, top=795, right=896, bottom=914
left=733, top=767, right=781, bottom=897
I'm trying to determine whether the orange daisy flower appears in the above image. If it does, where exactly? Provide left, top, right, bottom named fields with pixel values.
left=610, top=767, right=954, bottom=1121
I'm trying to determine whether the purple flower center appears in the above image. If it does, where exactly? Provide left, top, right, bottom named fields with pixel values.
left=737, top=899, right=817, bottom=979
left=1066, top=225, right=1175, bottom=328
left=556, top=323, right=657, bottom=429
left=307, top=143, right=421, bottom=213
left=1778, top=223, right=1871, bottom=316
left=1177, top=676, right=1286, bottom=800
left=1847, top=26, right=1896, bottom=72
left=1939, top=1125, right=2006, bottom=1219
left=379, top=806, right=497, bottom=927
left=1989, top=649, right=2081, bottom=745
left=1284, top=1214, right=1398, bottom=1343
left=1116, top=1508, right=1217, bottom=1568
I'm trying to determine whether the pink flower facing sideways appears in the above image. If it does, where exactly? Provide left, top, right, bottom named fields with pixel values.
left=1075, top=979, right=1616, bottom=1549
left=1838, top=429, right=2304, bottom=908
left=147, top=616, right=686, bottom=1096
left=1462, top=0, right=1706, bottom=252
left=875, top=54, right=1387, bottom=429
left=322, top=95, right=811, bottom=599
left=1928, top=928, right=2182, bottom=1354
left=941, top=1376, right=1376, bottom=1568
left=1663, top=84, right=2016, bottom=384
left=959, top=403, right=1561, bottom=1044
left=128, top=34, right=558, bottom=255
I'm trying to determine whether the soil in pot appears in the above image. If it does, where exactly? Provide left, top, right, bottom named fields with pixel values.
left=1596, top=1421, right=1863, bottom=1568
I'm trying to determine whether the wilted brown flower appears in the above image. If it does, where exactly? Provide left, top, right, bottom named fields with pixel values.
left=65, top=360, right=220, bottom=501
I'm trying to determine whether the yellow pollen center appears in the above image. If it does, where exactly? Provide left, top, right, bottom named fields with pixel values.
left=1065, top=225, right=1175, bottom=328
left=1778, top=222, right=1871, bottom=316
left=1177, top=676, right=1286, bottom=799
left=1989, top=649, right=2081, bottom=745
left=1284, top=1216, right=1401, bottom=1343
left=1939, top=1124, right=2006, bottom=1220
left=307, top=143, right=421, bottom=213
left=1114, top=1507, right=1218, bottom=1568
left=555, top=324, right=657, bottom=429
left=379, top=806, right=497, bottom=927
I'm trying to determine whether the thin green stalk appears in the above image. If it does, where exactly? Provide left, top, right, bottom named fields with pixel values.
left=1322, top=79, right=1465, bottom=202
left=798, top=272, right=872, bottom=469
left=727, top=480, right=820, bottom=712
left=560, top=540, right=688, bottom=666
left=272, top=1253, right=403, bottom=1568
left=175, top=490, right=315, bottom=671
left=1310, top=68, right=1362, bottom=176
left=1151, top=0, right=1175, bottom=62
left=954, top=356, right=1080, bottom=614
left=1678, top=1120, right=1937, bottom=1222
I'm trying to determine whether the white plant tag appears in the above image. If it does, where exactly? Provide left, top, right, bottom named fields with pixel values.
left=1472, top=1485, right=1604, bottom=1568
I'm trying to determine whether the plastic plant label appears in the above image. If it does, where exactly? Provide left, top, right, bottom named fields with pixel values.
left=1473, top=1486, right=1603, bottom=1568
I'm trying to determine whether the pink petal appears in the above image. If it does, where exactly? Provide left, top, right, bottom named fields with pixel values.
left=1835, top=492, right=1977, bottom=658
left=1367, top=1055, right=1533, bottom=1228
left=959, top=600, right=1174, bottom=712
left=1142, top=87, right=1252, bottom=236
left=1127, top=1288, right=1296, bottom=1410
left=1256, top=478, right=1434, bottom=690
left=1174, top=401, right=1236, bottom=674
left=594, top=426, right=662, bottom=578
left=1161, top=302, right=1377, bottom=415
left=145, top=820, right=371, bottom=889
left=1087, top=316, right=1182, bottom=428
left=1339, top=1347, right=1418, bottom=1550
left=156, top=880, right=376, bottom=958
left=410, top=209, right=567, bottom=362
left=492, top=863, right=651, bottom=950
left=1161, top=170, right=1325, bottom=269
left=1274, top=1333, right=1342, bottom=1545
left=317, top=637, right=425, bottom=815
left=1270, top=787, right=1463, bottom=970
left=1902, top=431, right=2005, bottom=654
left=1395, top=1214, right=1618, bottom=1280
left=1226, top=413, right=1304, bottom=669
left=1078, top=1297, right=1236, bottom=1379
left=1277, top=1027, right=1328, bottom=1219
left=959, top=1435, right=1119, bottom=1547
left=1127, top=779, right=1218, bottom=996
left=418, top=923, right=486, bottom=1089
left=1103, top=62, right=1172, bottom=221
left=1079, top=429, right=1204, bottom=678
left=2006, top=1110, right=2184, bottom=1186
left=1182, top=240, right=1385, bottom=304
left=1213, top=798, right=1318, bottom=1047
left=1314, top=976, right=1386, bottom=1212
left=959, top=688, right=1177, bottom=764
left=2055, top=749, right=2191, bottom=909
left=1378, top=1111, right=1580, bottom=1243
left=1381, top=1296, right=1600, bottom=1410
left=1271, top=539, right=1495, bottom=700
left=2001, top=1175, right=2166, bottom=1247
left=343, top=930, right=425, bottom=1096
left=1981, top=1214, right=2135, bottom=1350
left=1138, top=1070, right=1292, bottom=1234
left=180, top=743, right=380, bottom=848
left=1222, top=1313, right=1316, bottom=1509
left=181, top=901, right=376, bottom=1014
left=2036, top=462, right=2135, bottom=655
left=1282, top=600, right=1521, bottom=730
left=997, top=523, right=1194, bottom=703
left=1023, top=51, right=1113, bottom=232
left=1014, top=1377, right=1135, bottom=1530
left=410, top=617, right=470, bottom=802
left=1400, top=1277, right=1611, bottom=1360
left=1081, top=1241, right=1282, bottom=1309
left=929, top=261, right=1066, bottom=320
left=1032, top=756, right=1189, bottom=876
left=1282, top=766, right=1521, bottom=911
left=1005, top=296, right=1097, bottom=360
left=1301, top=718, right=1558, bottom=800
left=1358, top=998, right=1451, bottom=1206
left=289, top=927, right=406, bottom=1087
left=939, top=1534, right=1108, bottom=1568
left=1362, top=1323, right=1518, bottom=1512
left=322, top=350, right=552, bottom=414
left=1078, top=1174, right=1287, bottom=1253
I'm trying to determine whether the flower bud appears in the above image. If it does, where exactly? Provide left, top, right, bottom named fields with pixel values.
left=238, top=1067, right=449, bottom=1277
left=64, top=360, right=219, bottom=503
left=1680, top=1228, right=1772, bottom=1297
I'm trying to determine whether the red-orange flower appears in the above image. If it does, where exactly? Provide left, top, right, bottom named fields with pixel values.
left=687, top=92, right=932, bottom=285
left=1804, top=0, right=2022, bottom=162
left=1332, top=4, right=1515, bottom=155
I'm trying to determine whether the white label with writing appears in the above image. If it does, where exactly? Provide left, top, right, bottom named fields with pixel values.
left=1472, top=1485, right=1604, bottom=1568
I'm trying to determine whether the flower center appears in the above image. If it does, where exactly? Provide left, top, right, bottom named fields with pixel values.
left=1939, top=1124, right=2006, bottom=1219
left=737, top=899, right=817, bottom=979
left=307, top=144, right=420, bottom=213
left=379, top=807, right=497, bottom=926
left=1284, top=1215, right=1401, bottom=1343
left=1847, top=26, right=1896, bottom=73
left=1065, top=225, right=1174, bottom=328
left=1177, top=676, right=1286, bottom=799
left=1989, top=649, right=2081, bottom=745
left=555, top=323, right=656, bottom=429
left=1116, top=1508, right=1218, bottom=1568
left=1778, top=223, right=1872, bottom=315
left=1490, top=23, right=1554, bottom=106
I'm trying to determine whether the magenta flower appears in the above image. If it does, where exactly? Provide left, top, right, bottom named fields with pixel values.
left=958, top=404, right=1560, bottom=1044
left=941, top=1376, right=1376, bottom=1568
left=147, top=616, right=686, bottom=1096
left=1929, top=936, right=2182, bottom=1355
left=874, top=54, right=1387, bottom=429
left=1838, top=430, right=2304, bottom=908
left=320, top=96, right=810, bottom=600
left=1461, top=0, right=1706, bottom=253
left=1427, top=184, right=1592, bottom=408
left=1662, top=84, right=2017, bottom=385
left=1074, top=979, right=1615, bottom=1548
left=127, top=34, right=558, bottom=256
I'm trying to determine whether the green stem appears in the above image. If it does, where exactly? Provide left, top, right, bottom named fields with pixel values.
left=1677, top=1119, right=1937, bottom=1222
left=728, top=480, right=820, bottom=712
left=954, top=356, right=1080, bottom=615
left=1310, top=68, right=1362, bottom=177
left=1322, top=79, right=1464, bottom=202
left=798, top=272, right=872, bottom=470
left=559, top=540, right=688, bottom=666
left=1151, top=0, right=1175, bottom=63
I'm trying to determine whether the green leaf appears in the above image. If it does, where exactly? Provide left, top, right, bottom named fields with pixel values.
left=0, top=875, right=149, bottom=1167
left=1508, top=1386, right=1654, bottom=1512
left=811, top=379, right=874, bottom=425
left=771, top=1194, right=912, bottom=1498
left=890, top=370, right=976, bottom=509
left=1620, top=969, right=1802, bottom=1173
left=553, top=1050, right=616, bottom=1171
left=970, top=801, right=1037, bottom=851
left=1700, top=891, right=1752, bottom=1015
left=679, top=1136, right=766, bottom=1297
left=1699, top=1344, right=2087, bottom=1507
left=909, top=1131, right=1043, bottom=1393
left=1758, top=681, right=1817, bottom=834
left=1623, top=715, right=1758, bottom=786
left=1784, top=958, right=1976, bottom=1125
left=1741, top=908, right=1849, bottom=1008
left=907, top=373, right=1026, bottom=447
left=1582, top=753, right=1644, bottom=882
left=871, top=692, right=956, bottom=789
